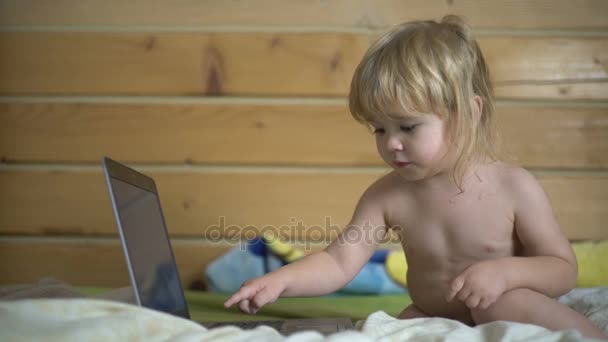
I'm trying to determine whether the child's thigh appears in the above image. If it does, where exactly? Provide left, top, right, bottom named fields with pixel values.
left=470, top=288, right=606, bottom=339
left=470, top=288, right=540, bottom=324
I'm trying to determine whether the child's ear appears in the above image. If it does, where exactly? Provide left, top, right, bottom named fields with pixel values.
left=471, top=95, right=483, bottom=122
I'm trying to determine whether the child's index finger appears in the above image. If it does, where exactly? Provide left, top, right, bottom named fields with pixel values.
left=223, top=298, right=234, bottom=309
left=224, top=280, right=263, bottom=308
left=224, top=290, right=247, bottom=308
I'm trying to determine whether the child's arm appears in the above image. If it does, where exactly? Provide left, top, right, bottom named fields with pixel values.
left=223, top=181, right=389, bottom=314
left=498, top=169, right=578, bottom=297
left=447, top=169, right=577, bottom=310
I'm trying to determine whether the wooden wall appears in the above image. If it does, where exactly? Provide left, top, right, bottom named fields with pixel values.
left=1, top=1, right=607, bottom=288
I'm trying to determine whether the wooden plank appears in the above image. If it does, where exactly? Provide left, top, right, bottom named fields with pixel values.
left=0, top=32, right=606, bottom=99
left=0, top=169, right=373, bottom=240
left=0, top=101, right=376, bottom=166
left=0, top=169, right=606, bottom=241
left=1, top=0, right=607, bottom=30
left=540, top=175, right=608, bottom=242
left=494, top=83, right=608, bottom=101
left=0, top=32, right=368, bottom=97
left=480, top=37, right=608, bottom=100
left=1, top=101, right=607, bottom=169
left=0, top=238, right=233, bottom=287
left=496, top=105, right=608, bottom=169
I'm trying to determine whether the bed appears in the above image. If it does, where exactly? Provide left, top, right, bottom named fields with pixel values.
left=1, top=241, right=607, bottom=342
left=1, top=287, right=607, bottom=341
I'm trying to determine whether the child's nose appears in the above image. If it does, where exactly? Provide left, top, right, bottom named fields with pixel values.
left=387, top=135, right=404, bottom=151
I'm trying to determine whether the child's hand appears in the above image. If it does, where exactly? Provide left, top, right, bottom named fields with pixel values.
left=446, top=260, right=508, bottom=310
left=223, top=274, right=286, bottom=314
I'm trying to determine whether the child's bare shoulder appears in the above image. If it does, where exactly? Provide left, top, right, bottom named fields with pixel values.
left=494, top=162, right=537, bottom=185
left=356, top=171, right=411, bottom=215
left=493, top=162, right=544, bottom=199
left=363, top=171, right=407, bottom=197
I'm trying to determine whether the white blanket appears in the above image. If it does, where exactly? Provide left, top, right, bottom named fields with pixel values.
left=1, top=288, right=606, bottom=341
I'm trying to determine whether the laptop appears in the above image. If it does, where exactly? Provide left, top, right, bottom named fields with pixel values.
left=102, top=157, right=353, bottom=335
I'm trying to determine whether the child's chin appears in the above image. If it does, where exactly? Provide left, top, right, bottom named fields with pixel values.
left=393, top=167, right=425, bottom=181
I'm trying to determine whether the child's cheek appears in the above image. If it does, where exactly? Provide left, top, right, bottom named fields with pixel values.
left=418, top=133, right=445, bottom=162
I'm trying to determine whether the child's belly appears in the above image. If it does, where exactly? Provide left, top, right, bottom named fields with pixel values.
left=407, top=269, right=475, bottom=324
left=402, top=227, right=518, bottom=325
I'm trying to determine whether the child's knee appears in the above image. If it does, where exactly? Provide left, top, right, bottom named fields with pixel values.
left=471, top=288, right=537, bottom=324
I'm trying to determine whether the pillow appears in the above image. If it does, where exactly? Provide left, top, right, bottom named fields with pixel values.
left=573, top=240, right=608, bottom=287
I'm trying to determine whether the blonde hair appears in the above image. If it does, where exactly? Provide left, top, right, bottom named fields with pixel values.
left=349, top=15, right=502, bottom=187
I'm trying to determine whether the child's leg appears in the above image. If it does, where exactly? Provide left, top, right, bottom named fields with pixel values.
left=470, top=288, right=606, bottom=339
left=398, top=304, right=429, bottom=319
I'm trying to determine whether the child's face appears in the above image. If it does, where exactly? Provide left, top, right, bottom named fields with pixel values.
left=370, top=111, right=451, bottom=181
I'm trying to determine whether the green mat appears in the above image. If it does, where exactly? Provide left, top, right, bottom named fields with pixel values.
left=187, top=292, right=411, bottom=322
left=83, top=288, right=410, bottom=322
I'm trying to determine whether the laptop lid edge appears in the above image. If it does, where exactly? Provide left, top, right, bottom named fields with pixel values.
left=101, top=156, right=192, bottom=319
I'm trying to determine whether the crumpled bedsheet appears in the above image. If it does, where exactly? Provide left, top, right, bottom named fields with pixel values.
left=1, top=287, right=606, bottom=341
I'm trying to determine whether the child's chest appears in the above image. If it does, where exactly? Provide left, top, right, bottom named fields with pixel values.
left=388, top=184, right=518, bottom=261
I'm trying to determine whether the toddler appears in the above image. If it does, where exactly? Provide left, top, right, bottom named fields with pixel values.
left=225, top=15, right=605, bottom=339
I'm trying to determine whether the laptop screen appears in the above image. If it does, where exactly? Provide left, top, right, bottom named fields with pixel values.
left=108, top=176, right=188, bottom=317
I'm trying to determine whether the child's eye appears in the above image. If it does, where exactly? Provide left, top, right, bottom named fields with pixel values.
left=400, top=125, right=418, bottom=133
left=372, top=128, right=385, bottom=134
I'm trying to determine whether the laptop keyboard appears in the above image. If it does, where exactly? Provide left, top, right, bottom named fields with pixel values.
left=202, top=320, right=284, bottom=331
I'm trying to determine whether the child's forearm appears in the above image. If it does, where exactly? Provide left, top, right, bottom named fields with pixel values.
left=500, top=256, right=577, bottom=297
left=269, top=250, right=350, bottom=297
